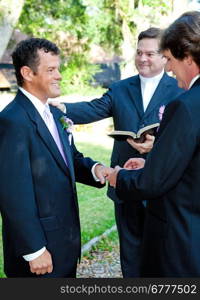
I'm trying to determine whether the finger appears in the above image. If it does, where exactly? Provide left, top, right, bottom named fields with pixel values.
left=123, top=158, right=132, bottom=168
left=98, top=174, right=105, bottom=184
left=145, top=134, right=155, bottom=140
left=124, top=162, right=132, bottom=169
left=40, top=268, right=48, bottom=275
left=127, top=138, right=136, bottom=147
left=47, top=265, right=53, bottom=273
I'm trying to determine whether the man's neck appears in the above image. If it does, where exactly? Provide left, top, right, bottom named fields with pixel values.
left=20, top=85, right=47, bottom=104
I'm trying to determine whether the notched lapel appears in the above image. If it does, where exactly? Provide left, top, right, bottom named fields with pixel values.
left=51, top=108, right=75, bottom=182
left=16, top=91, right=69, bottom=175
left=128, top=76, right=144, bottom=118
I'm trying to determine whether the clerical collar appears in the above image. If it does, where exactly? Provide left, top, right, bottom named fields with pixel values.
left=139, top=70, right=164, bottom=84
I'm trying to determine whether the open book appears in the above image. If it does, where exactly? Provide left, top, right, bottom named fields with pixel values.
left=108, top=123, right=159, bottom=143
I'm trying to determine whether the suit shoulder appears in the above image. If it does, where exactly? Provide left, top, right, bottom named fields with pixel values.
left=0, top=100, right=30, bottom=129
left=110, top=75, right=137, bottom=89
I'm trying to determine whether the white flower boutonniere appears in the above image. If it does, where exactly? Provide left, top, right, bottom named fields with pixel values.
left=158, top=105, right=165, bottom=121
left=60, top=116, right=74, bottom=145
left=157, top=105, right=166, bottom=133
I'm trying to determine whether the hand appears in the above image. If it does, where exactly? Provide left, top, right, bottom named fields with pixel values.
left=123, top=157, right=145, bottom=170
left=127, top=134, right=155, bottom=154
left=94, top=164, right=114, bottom=184
left=107, top=166, right=122, bottom=188
left=29, top=249, right=53, bottom=275
left=49, top=101, right=66, bottom=113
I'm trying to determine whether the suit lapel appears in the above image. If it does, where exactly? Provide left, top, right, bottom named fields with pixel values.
left=143, top=73, right=169, bottom=118
left=15, top=90, right=69, bottom=175
left=128, top=75, right=144, bottom=118
left=51, top=107, right=75, bottom=183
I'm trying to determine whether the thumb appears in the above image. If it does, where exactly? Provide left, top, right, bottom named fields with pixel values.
left=99, top=174, right=105, bottom=184
left=145, top=134, right=155, bottom=141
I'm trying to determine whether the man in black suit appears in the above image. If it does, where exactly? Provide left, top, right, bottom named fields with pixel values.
left=108, top=11, right=200, bottom=277
left=52, top=28, right=183, bottom=277
left=0, top=38, right=111, bottom=278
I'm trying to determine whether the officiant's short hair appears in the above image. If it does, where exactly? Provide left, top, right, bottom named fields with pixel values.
left=160, top=11, right=200, bottom=67
left=138, top=27, right=163, bottom=42
left=12, top=38, right=60, bottom=86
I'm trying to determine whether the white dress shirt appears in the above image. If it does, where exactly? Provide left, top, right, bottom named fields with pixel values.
left=189, top=74, right=200, bottom=89
left=139, top=70, right=164, bottom=111
left=19, top=87, right=100, bottom=261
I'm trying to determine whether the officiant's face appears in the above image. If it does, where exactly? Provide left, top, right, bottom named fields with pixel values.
left=25, top=49, right=62, bottom=103
left=135, top=38, right=167, bottom=78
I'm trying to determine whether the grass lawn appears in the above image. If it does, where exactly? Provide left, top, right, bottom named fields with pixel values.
left=75, top=140, right=115, bottom=245
left=0, top=137, right=115, bottom=277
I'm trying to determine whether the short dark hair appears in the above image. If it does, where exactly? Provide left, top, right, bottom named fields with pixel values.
left=160, top=11, right=200, bottom=66
left=138, top=27, right=163, bottom=42
left=12, top=38, right=60, bottom=86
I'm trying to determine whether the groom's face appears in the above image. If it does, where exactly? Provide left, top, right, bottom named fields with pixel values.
left=30, top=49, right=62, bottom=103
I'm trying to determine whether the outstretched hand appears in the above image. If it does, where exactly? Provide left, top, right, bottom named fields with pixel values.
left=107, top=166, right=122, bottom=188
left=127, top=134, right=155, bottom=154
left=123, top=157, right=145, bottom=170
left=94, top=164, right=114, bottom=184
left=49, top=101, right=66, bottom=113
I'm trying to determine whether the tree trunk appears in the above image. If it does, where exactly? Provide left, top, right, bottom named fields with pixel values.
left=0, top=0, right=25, bottom=61
left=121, top=18, right=136, bottom=79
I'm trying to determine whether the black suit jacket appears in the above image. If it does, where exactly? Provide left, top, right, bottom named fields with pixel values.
left=66, top=73, right=183, bottom=203
left=116, top=78, right=200, bottom=277
left=0, top=90, right=103, bottom=277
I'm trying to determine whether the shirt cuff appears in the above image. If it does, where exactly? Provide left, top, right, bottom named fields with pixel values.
left=63, top=104, right=67, bottom=114
left=91, top=163, right=102, bottom=181
left=23, top=246, right=46, bottom=261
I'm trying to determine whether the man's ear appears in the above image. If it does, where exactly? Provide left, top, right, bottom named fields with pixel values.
left=185, top=55, right=193, bottom=66
left=20, top=66, right=34, bottom=82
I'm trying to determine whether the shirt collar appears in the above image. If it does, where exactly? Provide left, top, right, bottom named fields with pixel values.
left=19, top=87, right=49, bottom=117
left=189, top=74, right=200, bottom=89
left=139, top=70, right=164, bottom=84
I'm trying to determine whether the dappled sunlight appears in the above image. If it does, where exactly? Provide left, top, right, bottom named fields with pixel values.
left=74, top=129, right=113, bottom=151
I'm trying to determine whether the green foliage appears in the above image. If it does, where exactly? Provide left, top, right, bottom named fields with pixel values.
left=90, top=230, right=119, bottom=252
left=16, top=0, right=174, bottom=94
left=83, top=0, right=126, bottom=53
left=18, top=0, right=88, bottom=39
left=142, top=0, right=170, bottom=15
left=75, top=141, right=114, bottom=245
left=18, top=0, right=96, bottom=93
left=60, top=54, right=100, bottom=95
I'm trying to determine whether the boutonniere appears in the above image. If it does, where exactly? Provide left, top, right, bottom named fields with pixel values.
left=157, top=105, right=165, bottom=133
left=60, top=116, right=74, bottom=145
left=60, top=116, right=74, bottom=133
left=158, top=105, right=165, bottom=121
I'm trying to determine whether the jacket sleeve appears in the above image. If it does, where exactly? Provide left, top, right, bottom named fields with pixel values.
left=70, top=138, right=105, bottom=188
left=65, top=88, right=113, bottom=124
left=116, top=100, right=197, bottom=200
left=0, top=117, right=47, bottom=256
